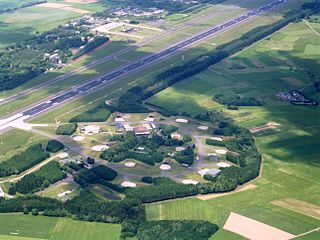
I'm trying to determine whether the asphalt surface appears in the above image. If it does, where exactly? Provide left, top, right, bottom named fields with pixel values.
left=0, top=0, right=290, bottom=129
left=0, top=1, right=244, bottom=106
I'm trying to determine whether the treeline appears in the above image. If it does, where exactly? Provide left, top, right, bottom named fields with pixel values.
left=213, top=93, right=263, bottom=106
left=73, top=36, right=109, bottom=60
left=11, top=161, right=66, bottom=194
left=0, top=191, right=145, bottom=223
left=126, top=178, right=197, bottom=203
left=0, top=144, right=49, bottom=177
left=120, top=220, right=219, bottom=240
left=0, top=1, right=46, bottom=14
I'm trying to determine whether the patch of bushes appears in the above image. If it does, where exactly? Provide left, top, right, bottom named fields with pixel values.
left=56, top=123, right=78, bottom=135
left=46, top=140, right=64, bottom=153
left=0, top=144, right=49, bottom=177
left=126, top=178, right=197, bottom=203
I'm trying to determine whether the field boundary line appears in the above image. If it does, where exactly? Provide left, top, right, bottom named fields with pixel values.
left=292, top=227, right=320, bottom=239
left=272, top=201, right=320, bottom=221
left=304, top=20, right=320, bottom=37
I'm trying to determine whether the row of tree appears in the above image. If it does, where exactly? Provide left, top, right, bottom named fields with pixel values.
left=120, top=220, right=219, bottom=240
left=0, top=144, right=49, bottom=177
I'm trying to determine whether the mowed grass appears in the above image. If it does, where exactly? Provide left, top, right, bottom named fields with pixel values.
left=146, top=19, right=320, bottom=236
left=0, top=214, right=121, bottom=240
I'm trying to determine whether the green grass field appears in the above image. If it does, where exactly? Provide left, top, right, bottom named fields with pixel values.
left=145, top=18, right=320, bottom=238
left=0, top=214, right=121, bottom=240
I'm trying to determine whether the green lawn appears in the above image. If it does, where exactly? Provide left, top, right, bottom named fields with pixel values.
left=0, top=214, right=121, bottom=240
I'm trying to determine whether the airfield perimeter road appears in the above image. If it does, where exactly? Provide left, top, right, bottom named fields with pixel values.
left=0, top=0, right=253, bottom=106
left=0, top=0, right=290, bottom=131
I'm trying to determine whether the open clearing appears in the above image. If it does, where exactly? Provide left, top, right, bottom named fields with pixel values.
left=223, top=212, right=296, bottom=240
left=272, top=199, right=320, bottom=220
left=38, top=3, right=90, bottom=14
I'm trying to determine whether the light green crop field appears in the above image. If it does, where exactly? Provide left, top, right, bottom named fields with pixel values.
left=0, top=214, right=121, bottom=240
left=145, top=19, right=320, bottom=238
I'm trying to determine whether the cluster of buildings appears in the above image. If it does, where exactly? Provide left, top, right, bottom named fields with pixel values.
left=109, top=7, right=164, bottom=17
left=277, top=90, right=318, bottom=105
left=44, top=50, right=62, bottom=65
left=115, top=121, right=156, bottom=136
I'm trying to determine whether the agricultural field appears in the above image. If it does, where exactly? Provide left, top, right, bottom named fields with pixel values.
left=145, top=17, right=320, bottom=239
left=0, top=214, right=121, bottom=240
left=0, top=0, right=111, bottom=46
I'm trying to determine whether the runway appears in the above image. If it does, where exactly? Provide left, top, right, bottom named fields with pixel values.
left=0, top=0, right=290, bottom=131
